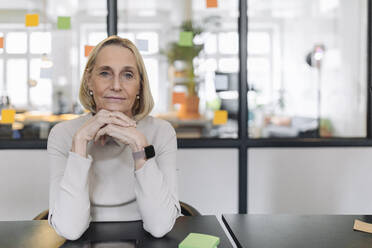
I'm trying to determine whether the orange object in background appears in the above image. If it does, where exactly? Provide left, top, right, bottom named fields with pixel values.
left=177, top=95, right=200, bottom=120
left=0, top=37, right=3, bottom=49
left=206, top=0, right=218, bottom=8
left=172, top=92, right=186, bottom=105
left=85, top=45, right=94, bottom=57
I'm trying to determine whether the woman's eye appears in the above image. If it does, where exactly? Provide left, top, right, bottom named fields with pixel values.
left=100, top=71, right=109, bottom=77
left=124, top=73, right=133, bottom=79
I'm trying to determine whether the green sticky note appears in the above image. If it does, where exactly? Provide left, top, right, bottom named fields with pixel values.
left=57, top=16, right=71, bottom=30
left=178, top=31, right=193, bottom=47
left=179, top=233, right=220, bottom=248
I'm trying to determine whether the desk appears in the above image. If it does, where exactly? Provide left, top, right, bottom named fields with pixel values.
left=222, top=214, right=372, bottom=248
left=0, top=215, right=233, bottom=248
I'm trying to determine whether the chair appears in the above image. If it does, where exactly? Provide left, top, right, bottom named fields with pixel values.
left=33, top=201, right=200, bottom=220
left=180, top=201, right=201, bottom=216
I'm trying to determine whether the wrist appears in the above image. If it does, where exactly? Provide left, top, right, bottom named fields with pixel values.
left=72, top=134, right=88, bottom=157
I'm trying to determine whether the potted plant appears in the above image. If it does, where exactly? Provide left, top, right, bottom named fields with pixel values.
left=163, top=20, right=204, bottom=119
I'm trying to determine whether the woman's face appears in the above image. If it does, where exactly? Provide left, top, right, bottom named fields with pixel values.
left=88, top=45, right=141, bottom=117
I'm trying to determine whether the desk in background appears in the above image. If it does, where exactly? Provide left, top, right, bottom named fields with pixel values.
left=222, top=214, right=372, bottom=248
left=0, top=215, right=233, bottom=248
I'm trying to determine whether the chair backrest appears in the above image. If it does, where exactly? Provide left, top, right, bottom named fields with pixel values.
left=180, top=201, right=201, bottom=216
left=33, top=201, right=201, bottom=220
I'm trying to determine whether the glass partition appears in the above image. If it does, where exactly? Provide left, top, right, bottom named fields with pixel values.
left=247, top=0, right=368, bottom=138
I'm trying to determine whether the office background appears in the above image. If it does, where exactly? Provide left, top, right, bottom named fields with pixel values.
left=1, top=0, right=372, bottom=220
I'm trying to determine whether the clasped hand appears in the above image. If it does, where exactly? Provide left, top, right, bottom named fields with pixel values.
left=73, top=109, right=148, bottom=155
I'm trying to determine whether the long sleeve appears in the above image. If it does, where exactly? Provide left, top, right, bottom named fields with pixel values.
left=47, top=125, right=92, bottom=240
left=134, top=122, right=181, bottom=238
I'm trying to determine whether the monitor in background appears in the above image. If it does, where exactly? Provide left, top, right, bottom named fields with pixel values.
left=215, top=72, right=239, bottom=119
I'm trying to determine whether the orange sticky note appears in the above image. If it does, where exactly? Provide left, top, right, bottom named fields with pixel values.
left=213, top=110, right=228, bottom=125
left=0, top=37, right=3, bottom=49
left=25, top=14, right=39, bottom=27
left=1, top=109, right=16, bottom=124
left=172, top=92, right=186, bottom=104
left=206, top=0, right=218, bottom=8
left=85, top=45, right=94, bottom=57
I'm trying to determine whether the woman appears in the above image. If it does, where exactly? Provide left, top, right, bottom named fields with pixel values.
left=47, top=36, right=181, bottom=240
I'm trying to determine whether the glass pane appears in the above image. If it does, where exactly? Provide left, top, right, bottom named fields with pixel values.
left=205, top=33, right=217, bottom=54
left=118, top=0, right=239, bottom=139
left=88, top=32, right=107, bottom=46
left=7, top=59, right=27, bottom=106
left=218, top=32, right=238, bottom=54
left=219, top=58, right=239, bottom=73
left=247, top=0, right=368, bottom=138
left=118, top=32, right=135, bottom=42
left=30, top=32, right=51, bottom=54
left=136, top=32, right=159, bottom=55
left=6, top=32, right=27, bottom=54
left=248, top=32, right=271, bottom=55
left=0, top=32, right=3, bottom=54
left=0, top=60, right=3, bottom=91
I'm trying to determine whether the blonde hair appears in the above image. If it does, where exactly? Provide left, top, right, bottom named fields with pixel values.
left=79, top=35, right=154, bottom=121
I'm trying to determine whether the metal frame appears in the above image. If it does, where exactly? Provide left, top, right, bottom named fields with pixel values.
left=0, top=0, right=371, bottom=215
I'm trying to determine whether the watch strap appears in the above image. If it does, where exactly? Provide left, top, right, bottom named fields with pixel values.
left=132, top=150, right=146, bottom=160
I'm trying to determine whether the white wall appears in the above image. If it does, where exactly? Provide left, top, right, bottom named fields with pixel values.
left=0, top=149, right=239, bottom=220
left=249, top=147, right=372, bottom=214
left=2, top=147, right=372, bottom=221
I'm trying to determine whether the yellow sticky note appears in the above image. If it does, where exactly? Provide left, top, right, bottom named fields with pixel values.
left=206, top=0, right=218, bottom=8
left=25, top=14, right=39, bottom=27
left=85, top=45, right=94, bottom=57
left=1, top=109, right=16, bottom=124
left=178, top=31, right=193, bottom=47
left=0, top=37, right=3, bottom=49
left=213, top=110, right=228, bottom=125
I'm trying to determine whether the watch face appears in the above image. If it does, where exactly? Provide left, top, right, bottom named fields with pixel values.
left=144, top=145, right=155, bottom=159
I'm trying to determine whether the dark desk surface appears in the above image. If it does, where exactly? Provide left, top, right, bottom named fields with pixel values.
left=222, top=214, right=372, bottom=248
left=0, top=215, right=233, bottom=248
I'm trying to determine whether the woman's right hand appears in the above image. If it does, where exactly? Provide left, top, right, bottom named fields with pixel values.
left=71, top=109, right=136, bottom=157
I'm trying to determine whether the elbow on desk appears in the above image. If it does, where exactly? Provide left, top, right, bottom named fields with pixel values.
left=50, top=216, right=89, bottom=240
left=143, top=215, right=177, bottom=238
left=144, top=224, right=172, bottom=238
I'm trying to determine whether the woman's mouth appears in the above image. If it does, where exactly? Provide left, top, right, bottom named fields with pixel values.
left=104, top=96, right=126, bottom=101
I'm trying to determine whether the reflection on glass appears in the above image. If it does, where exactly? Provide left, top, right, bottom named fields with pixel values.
left=248, top=0, right=367, bottom=138
left=0, top=0, right=239, bottom=140
left=7, top=59, right=27, bottom=106
left=6, top=32, right=27, bottom=54
left=30, top=32, right=51, bottom=54
left=218, top=32, right=239, bottom=54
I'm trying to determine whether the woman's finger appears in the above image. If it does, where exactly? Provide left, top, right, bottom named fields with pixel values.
left=110, top=111, right=136, bottom=126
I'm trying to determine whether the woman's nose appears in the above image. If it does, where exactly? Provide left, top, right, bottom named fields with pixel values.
left=111, top=76, right=122, bottom=91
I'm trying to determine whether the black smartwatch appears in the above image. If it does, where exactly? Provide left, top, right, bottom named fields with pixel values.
left=132, top=145, right=155, bottom=161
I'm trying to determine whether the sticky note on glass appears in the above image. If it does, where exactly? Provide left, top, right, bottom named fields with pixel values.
left=179, top=233, right=220, bottom=248
left=25, top=14, right=39, bottom=27
left=0, top=37, right=3, bottom=49
left=172, top=92, right=186, bottom=104
left=57, top=16, right=71, bottom=30
left=136, top=39, right=148, bottom=52
left=213, top=110, right=228, bottom=125
left=354, top=219, right=372, bottom=234
left=206, top=0, right=218, bottom=8
left=179, top=31, right=193, bottom=47
left=85, top=45, right=94, bottom=57
left=1, top=109, right=16, bottom=124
